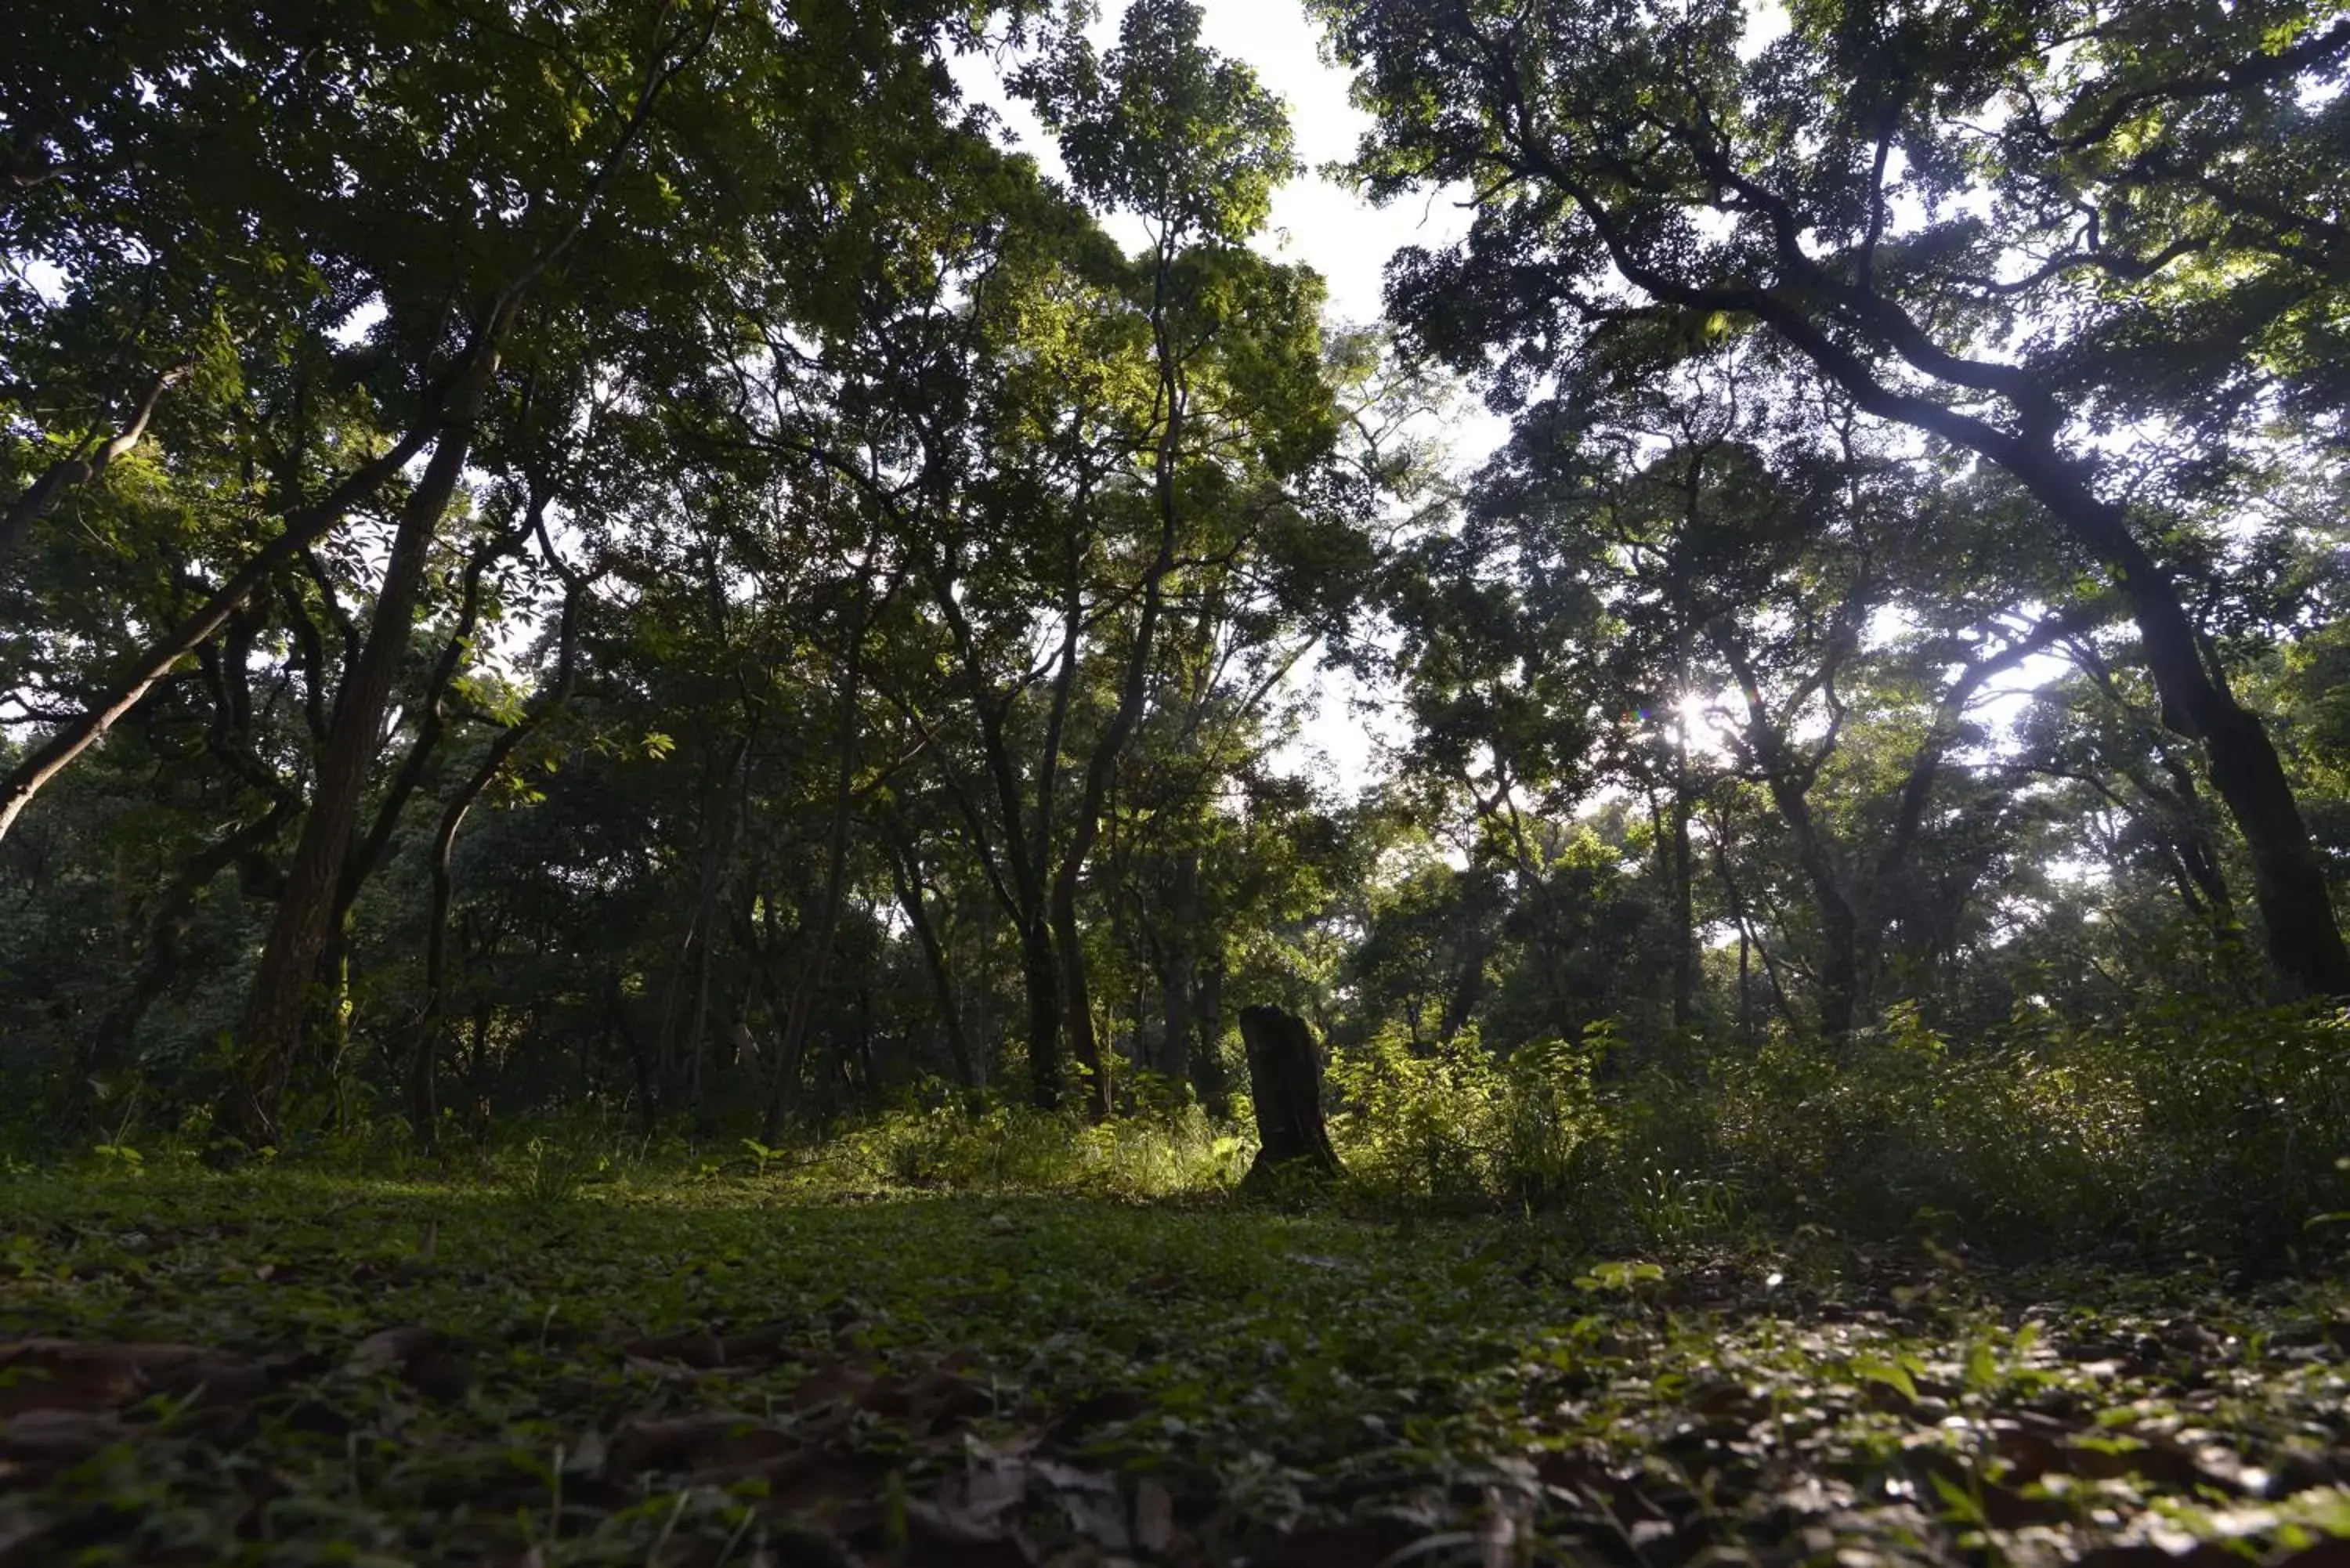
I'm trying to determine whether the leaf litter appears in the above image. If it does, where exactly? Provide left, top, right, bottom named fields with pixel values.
left=1, top=1169, right=2348, bottom=1565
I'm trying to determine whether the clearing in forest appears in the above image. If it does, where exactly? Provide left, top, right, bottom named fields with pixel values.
left=3, top=1163, right=2348, bottom=1567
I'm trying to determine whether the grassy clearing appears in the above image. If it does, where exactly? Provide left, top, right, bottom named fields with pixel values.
left=4, top=1151, right=2350, bottom=1567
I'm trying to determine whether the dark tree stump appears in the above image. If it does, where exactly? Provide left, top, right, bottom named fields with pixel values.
left=1239, top=1003, right=1340, bottom=1187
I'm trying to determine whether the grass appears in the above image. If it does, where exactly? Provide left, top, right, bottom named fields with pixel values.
left=5, top=1146, right=2350, bottom=1566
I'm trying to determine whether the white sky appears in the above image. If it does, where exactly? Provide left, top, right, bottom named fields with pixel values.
left=957, top=0, right=1473, bottom=330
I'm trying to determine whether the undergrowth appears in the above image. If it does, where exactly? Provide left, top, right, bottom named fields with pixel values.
left=27, top=999, right=2350, bottom=1267
left=6, top=1122, right=2350, bottom=1565
left=799, top=1091, right=1253, bottom=1200
left=6, top=999, right=2350, bottom=1562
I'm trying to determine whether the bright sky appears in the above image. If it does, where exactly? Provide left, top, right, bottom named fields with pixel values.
left=960, top=0, right=1471, bottom=329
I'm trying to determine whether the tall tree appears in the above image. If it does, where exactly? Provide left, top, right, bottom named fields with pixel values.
left=1019, top=0, right=1304, bottom=1111
left=1314, top=0, right=2350, bottom=996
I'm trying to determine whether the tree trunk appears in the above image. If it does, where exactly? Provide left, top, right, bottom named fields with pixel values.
left=2120, top=752, right=2241, bottom=935
left=1047, top=253, right=1187, bottom=1122
left=885, top=830, right=978, bottom=1100
left=414, top=826, right=457, bottom=1151
left=923, top=559, right=1061, bottom=1107
left=339, top=509, right=534, bottom=931
left=0, top=316, right=518, bottom=847
left=413, top=586, right=585, bottom=1150
left=854, top=983, right=878, bottom=1100
left=961, top=919, right=990, bottom=1092
left=466, top=999, right=493, bottom=1092
left=1562, top=195, right=2350, bottom=997
left=1805, top=850, right=1862, bottom=1039
left=1712, top=833, right=1802, bottom=1037
left=316, top=933, right=355, bottom=1128
left=74, top=796, right=295, bottom=1127
left=219, top=406, right=483, bottom=1153
left=1158, top=958, right=1194, bottom=1087
left=1942, top=450, right=2350, bottom=996
left=614, top=988, right=657, bottom=1136
left=1737, top=926, right=1753, bottom=1047
left=1436, top=936, right=1488, bottom=1046
left=1154, top=849, right=1201, bottom=1084
left=0, top=426, right=442, bottom=844
left=1239, top=1003, right=1340, bottom=1187
left=1754, top=763, right=1860, bottom=1037
left=1192, top=958, right=1228, bottom=1118
left=659, top=735, right=747, bottom=1108
left=1051, top=878, right=1111, bottom=1117
left=682, top=921, right=721, bottom=1120
left=763, top=587, right=871, bottom=1143
left=1715, top=632, right=1862, bottom=1038
left=1020, top=918, right=1063, bottom=1108
left=1737, top=284, right=2350, bottom=999
left=1668, top=754, right=1696, bottom=1031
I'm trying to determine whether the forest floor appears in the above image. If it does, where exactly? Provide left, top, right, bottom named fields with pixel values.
left=3, top=1161, right=2349, bottom=1568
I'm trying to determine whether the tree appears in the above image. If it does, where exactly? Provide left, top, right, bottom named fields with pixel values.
left=1018, top=0, right=1307, bottom=1111
left=1313, top=0, right=2350, bottom=996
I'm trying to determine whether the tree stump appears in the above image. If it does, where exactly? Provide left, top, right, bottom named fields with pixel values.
left=1239, top=1003, right=1340, bottom=1187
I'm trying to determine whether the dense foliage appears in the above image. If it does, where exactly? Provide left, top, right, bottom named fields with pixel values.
left=7, top=0, right=2348, bottom=1182
left=9, top=2, right=2350, bottom=1559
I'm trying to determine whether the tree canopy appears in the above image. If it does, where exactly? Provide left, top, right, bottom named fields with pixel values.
left=2, top=0, right=2347, bottom=1183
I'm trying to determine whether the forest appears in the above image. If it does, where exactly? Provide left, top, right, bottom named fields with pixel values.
left=5, top=0, right=2350, bottom=1562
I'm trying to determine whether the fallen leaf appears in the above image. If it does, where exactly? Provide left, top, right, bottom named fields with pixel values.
left=621, top=1325, right=727, bottom=1369
left=0, top=1408, right=129, bottom=1464
left=902, top=1501, right=1032, bottom=1567
left=1251, top=1516, right=1425, bottom=1568
left=1133, top=1476, right=1176, bottom=1554
left=601, top=1411, right=797, bottom=1479
left=348, top=1327, right=472, bottom=1401
left=0, top=1341, right=167, bottom=1414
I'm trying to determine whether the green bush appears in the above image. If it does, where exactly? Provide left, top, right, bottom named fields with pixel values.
left=1655, top=1000, right=2350, bottom=1261
left=1322, top=1000, right=2350, bottom=1263
left=1326, top=1024, right=1611, bottom=1209
left=803, top=1085, right=1251, bottom=1200
left=2110, top=1001, right=2350, bottom=1255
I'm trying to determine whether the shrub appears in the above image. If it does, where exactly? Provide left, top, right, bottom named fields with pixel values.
left=804, top=1085, right=1251, bottom=1200
left=1326, top=1024, right=1611, bottom=1209
left=1672, top=1000, right=2350, bottom=1262
left=1325, top=1000, right=2350, bottom=1263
